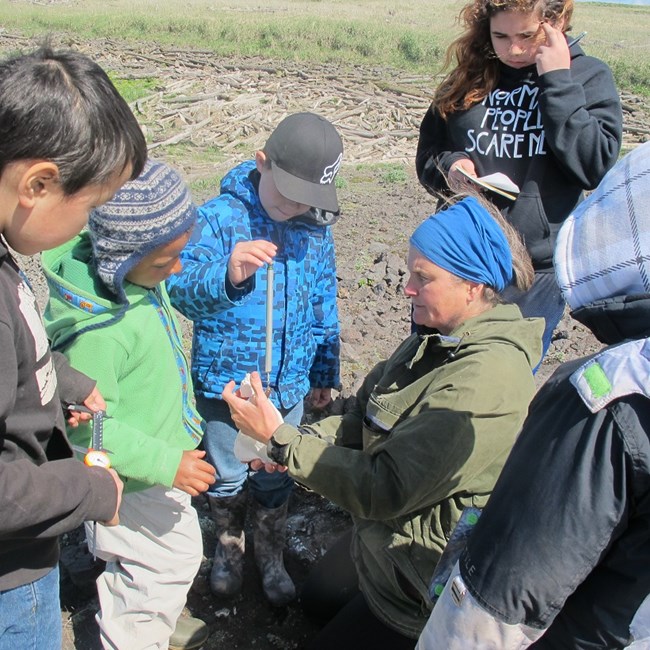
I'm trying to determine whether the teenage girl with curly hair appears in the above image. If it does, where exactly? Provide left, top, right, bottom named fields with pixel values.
left=416, top=0, right=622, bottom=360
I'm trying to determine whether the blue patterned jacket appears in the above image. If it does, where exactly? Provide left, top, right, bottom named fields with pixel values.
left=167, top=161, right=340, bottom=409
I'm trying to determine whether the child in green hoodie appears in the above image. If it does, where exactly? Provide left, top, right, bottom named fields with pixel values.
left=43, top=160, right=216, bottom=650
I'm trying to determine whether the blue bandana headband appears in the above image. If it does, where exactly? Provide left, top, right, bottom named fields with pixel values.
left=410, top=197, right=513, bottom=292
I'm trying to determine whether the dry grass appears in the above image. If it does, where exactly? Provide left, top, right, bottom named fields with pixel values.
left=0, top=0, right=648, bottom=92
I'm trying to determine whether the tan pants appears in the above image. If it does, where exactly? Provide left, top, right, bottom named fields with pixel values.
left=86, top=486, right=202, bottom=650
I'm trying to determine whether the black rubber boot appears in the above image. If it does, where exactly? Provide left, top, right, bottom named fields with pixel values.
left=252, top=499, right=296, bottom=607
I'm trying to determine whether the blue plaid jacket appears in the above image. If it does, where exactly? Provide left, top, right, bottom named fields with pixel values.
left=167, top=161, right=340, bottom=409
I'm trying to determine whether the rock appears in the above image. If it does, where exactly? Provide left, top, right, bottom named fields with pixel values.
left=340, top=341, right=361, bottom=363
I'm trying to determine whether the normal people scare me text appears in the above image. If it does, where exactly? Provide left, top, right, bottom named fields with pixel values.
left=465, top=84, right=547, bottom=159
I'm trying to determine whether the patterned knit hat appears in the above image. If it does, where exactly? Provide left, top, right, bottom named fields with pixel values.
left=555, top=142, right=650, bottom=310
left=89, top=159, right=196, bottom=302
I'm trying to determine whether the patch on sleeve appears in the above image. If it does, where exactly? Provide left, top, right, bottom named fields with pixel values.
left=582, top=362, right=612, bottom=400
left=570, top=338, right=650, bottom=413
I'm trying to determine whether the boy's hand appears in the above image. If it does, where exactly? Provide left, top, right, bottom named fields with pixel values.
left=67, top=386, right=107, bottom=428
left=228, top=240, right=277, bottom=287
left=310, top=387, right=332, bottom=410
left=102, top=468, right=124, bottom=526
left=536, top=23, right=571, bottom=75
left=173, top=449, right=217, bottom=497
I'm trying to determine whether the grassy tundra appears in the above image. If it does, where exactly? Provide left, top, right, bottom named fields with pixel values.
left=0, top=0, right=648, bottom=95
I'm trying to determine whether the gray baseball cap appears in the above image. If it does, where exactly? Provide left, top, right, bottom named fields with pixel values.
left=264, top=112, right=343, bottom=212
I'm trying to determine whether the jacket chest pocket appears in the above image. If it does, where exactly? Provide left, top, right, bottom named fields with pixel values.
left=362, top=417, right=390, bottom=451
left=362, top=398, right=401, bottom=452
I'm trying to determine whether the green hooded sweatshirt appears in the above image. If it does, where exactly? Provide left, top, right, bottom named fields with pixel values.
left=42, top=234, right=203, bottom=493
left=269, top=304, right=543, bottom=637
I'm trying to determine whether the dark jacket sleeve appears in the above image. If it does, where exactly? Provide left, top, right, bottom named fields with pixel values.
left=415, top=104, right=470, bottom=195
left=0, top=321, right=118, bottom=541
left=51, top=350, right=96, bottom=405
left=537, top=56, right=622, bottom=190
left=0, top=458, right=119, bottom=540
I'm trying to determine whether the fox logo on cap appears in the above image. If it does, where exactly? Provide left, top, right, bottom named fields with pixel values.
left=321, top=153, right=343, bottom=185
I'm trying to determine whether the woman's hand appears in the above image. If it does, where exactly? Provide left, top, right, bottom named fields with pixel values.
left=536, top=22, right=571, bottom=75
left=222, top=372, right=280, bottom=443
left=249, top=458, right=288, bottom=474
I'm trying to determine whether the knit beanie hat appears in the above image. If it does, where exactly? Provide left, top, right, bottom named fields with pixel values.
left=89, top=159, right=196, bottom=302
left=554, top=142, right=650, bottom=310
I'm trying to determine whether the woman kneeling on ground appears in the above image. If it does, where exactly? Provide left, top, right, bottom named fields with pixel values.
left=223, top=195, right=544, bottom=649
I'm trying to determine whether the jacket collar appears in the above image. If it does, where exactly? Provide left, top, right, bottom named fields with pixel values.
left=571, top=294, right=650, bottom=345
left=409, top=332, right=462, bottom=368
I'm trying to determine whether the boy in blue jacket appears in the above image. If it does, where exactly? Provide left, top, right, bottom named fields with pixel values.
left=167, top=112, right=342, bottom=606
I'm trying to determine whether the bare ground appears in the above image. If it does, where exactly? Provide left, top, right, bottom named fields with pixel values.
left=1, top=30, right=646, bottom=650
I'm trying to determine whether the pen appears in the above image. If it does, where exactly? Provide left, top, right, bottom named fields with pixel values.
left=567, top=31, right=587, bottom=49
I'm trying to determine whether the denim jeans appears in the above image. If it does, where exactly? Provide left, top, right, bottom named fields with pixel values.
left=0, top=565, right=61, bottom=650
left=502, top=270, right=566, bottom=368
left=197, top=395, right=302, bottom=509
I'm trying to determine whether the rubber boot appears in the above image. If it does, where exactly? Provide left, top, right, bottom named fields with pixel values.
left=207, top=490, right=248, bottom=597
left=169, top=616, right=209, bottom=650
left=252, top=499, right=296, bottom=607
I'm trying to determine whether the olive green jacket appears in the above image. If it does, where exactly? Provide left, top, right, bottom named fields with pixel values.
left=270, top=304, right=543, bottom=638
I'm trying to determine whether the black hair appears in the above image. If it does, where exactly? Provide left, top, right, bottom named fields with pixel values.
left=0, top=45, right=147, bottom=193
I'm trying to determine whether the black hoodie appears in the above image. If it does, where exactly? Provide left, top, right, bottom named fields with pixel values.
left=0, top=239, right=118, bottom=591
left=416, top=45, right=622, bottom=270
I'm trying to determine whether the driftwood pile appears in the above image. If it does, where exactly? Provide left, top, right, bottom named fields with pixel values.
left=98, top=42, right=434, bottom=169
left=0, top=30, right=648, bottom=178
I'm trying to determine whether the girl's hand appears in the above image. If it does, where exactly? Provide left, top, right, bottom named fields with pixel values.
left=173, top=449, right=217, bottom=497
left=227, top=240, right=277, bottom=287
left=536, top=22, right=571, bottom=75
left=448, top=159, right=478, bottom=193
